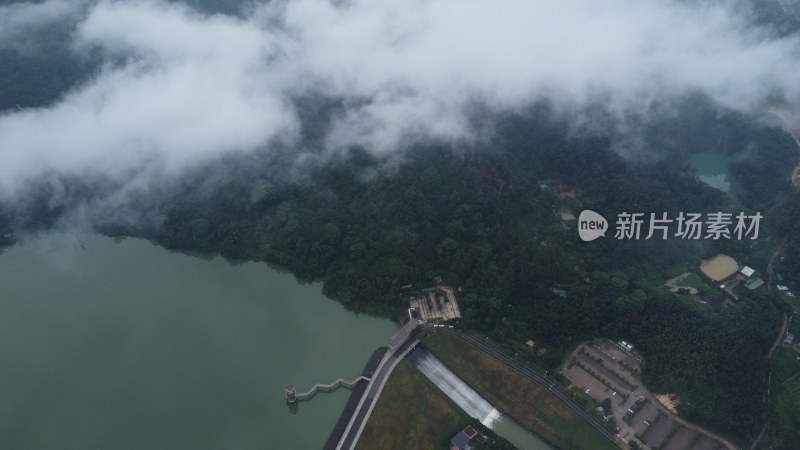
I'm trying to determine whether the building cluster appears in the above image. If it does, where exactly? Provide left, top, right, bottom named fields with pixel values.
left=737, top=266, right=765, bottom=290
left=701, top=255, right=795, bottom=298
left=409, top=286, right=462, bottom=321
left=783, top=332, right=795, bottom=347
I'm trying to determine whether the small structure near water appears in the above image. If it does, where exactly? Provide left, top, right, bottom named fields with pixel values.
left=284, top=384, right=297, bottom=403
left=450, top=425, right=482, bottom=450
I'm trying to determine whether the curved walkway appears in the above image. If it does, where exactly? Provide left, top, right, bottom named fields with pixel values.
left=294, top=376, right=371, bottom=401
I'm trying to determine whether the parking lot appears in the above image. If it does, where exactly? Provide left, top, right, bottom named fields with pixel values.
left=561, top=339, right=729, bottom=450
left=628, top=400, right=659, bottom=435
left=663, top=427, right=698, bottom=450
left=643, top=415, right=673, bottom=448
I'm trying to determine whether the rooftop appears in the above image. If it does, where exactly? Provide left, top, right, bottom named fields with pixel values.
left=745, top=278, right=765, bottom=290
left=450, top=425, right=479, bottom=450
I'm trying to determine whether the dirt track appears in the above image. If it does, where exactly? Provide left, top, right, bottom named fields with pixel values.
left=769, top=313, right=789, bottom=359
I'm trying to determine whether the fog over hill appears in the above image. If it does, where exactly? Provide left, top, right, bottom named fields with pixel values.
left=0, top=0, right=799, bottom=218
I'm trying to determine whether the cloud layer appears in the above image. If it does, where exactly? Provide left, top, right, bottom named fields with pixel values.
left=1, top=0, right=799, bottom=200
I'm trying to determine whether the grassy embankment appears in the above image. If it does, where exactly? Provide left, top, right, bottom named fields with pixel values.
left=356, top=360, right=470, bottom=450
left=422, top=333, right=618, bottom=450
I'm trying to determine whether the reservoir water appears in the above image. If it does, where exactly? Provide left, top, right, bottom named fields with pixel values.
left=687, top=153, right=740, bottom=193
left=0, top=233, right=398, bottom=450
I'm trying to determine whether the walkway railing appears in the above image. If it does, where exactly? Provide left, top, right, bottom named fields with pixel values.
left=295, top=376, right=371, bottom=401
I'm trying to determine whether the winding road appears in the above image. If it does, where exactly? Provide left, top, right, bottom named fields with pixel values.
left=335, top=325, right=424, bottom=450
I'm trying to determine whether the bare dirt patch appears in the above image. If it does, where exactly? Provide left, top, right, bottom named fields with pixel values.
left=665, top=272, right=700, bottom=295
left=558, top=206, right=576, bottom=221
left=700, top=254, right=738, bottom=282
left=655, top=393, right=681, bottom=414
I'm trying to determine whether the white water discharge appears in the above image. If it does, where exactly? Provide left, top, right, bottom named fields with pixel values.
left=408, top=347, right=553, bottom=450
left=408, top=346, right=499, bottom=425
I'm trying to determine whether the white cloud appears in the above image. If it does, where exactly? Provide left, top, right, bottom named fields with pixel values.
left=0, top=0, right=298, bottom=197
left=0, top=0, right=87, bottom=46
left=0, top=0, right=799, bottom=199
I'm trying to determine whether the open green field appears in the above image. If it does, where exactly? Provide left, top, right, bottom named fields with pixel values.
left=422, top=334, right=617, bottom=450
left=675, top=294, right=714, bottom=313
left=677, top=273, right=708, bottom=290
left=777, top=292, right=797, bottom=311
left=356, top=360, right=470, bottom=450
left=661, top=264, right=693, bottom=281
left=764, top=347, right=800, bottom=449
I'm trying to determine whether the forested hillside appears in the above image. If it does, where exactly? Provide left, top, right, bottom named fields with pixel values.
left=1, top=0, right=799, bottom=445
left=141, top=100, right=798, bottom=442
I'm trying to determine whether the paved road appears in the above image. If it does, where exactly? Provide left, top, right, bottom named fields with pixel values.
left=336, top=328, right=424, bottom=450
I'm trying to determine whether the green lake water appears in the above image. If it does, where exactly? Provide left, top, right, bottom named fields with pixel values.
left=0, top=233, right=397, bottom=450
left=687, top=153, right=740, bottom=193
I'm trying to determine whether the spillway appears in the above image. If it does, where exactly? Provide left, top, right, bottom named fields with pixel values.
left=407, top=345, right=499, bottom=426
left=407, top=346, right=554, bottom=450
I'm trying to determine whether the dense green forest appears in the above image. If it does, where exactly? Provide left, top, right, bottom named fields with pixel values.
left=1, top=95, right=795, bottom=442
left=1, top=0, right=799, bottom=446
left=122, top=99, right=796, bottom=443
